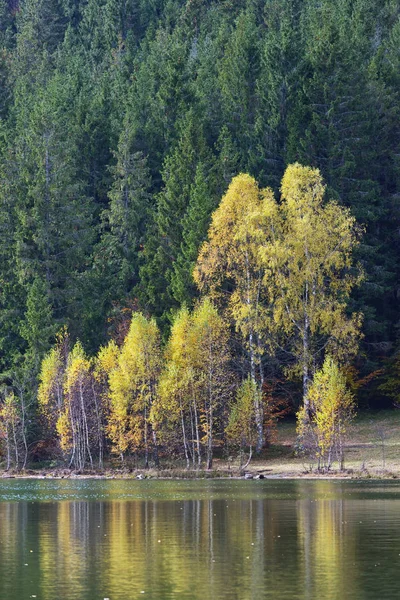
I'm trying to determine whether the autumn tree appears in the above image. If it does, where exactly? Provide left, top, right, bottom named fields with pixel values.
left=0, top=388, right=28, bottom=471
left=152, top=306, right=193, bottom=468
left=63, top=341, right=104, bottom=471
left=189, top=298, right=232, bottom=469
left=38, top=331, right=104, bottom=470
left=261, top=163, right=363, bottom=414
left=93, top=339, right=120, bottom=461
left=194, top=174, right=277, bottom=451
left=153, top=299, right=232, bottom=469
left=297, top=356, right=355, bottom=470
left=195, top=165, right=362, bottom=434
left=107, top=313, right=161, bottom=467
left=38, top=328, right=69, bottom=458
left=226, top=376, right=261, bottom=470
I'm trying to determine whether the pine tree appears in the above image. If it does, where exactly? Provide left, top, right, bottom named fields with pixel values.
left=138, top=110, right=213, bottom=324
left=170, top=162, right=217, bottom=306
left=218, top=8, right=259, bottom=171
left=254, top=0, right=301, bottom=188
left=106, top=126, right=152, bottom=293
left=12, top=69, right=95, bottom=344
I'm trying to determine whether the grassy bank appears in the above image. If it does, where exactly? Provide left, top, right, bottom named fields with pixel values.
left=247, top=410, right=400, bottom=478
left=1, top=411, right=399, bottom=480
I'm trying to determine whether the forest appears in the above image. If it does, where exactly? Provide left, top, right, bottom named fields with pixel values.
left=0, top=0, right=399, bottom=470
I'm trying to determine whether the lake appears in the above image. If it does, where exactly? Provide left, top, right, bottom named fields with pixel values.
left=0, top=478, right=399, bottom=599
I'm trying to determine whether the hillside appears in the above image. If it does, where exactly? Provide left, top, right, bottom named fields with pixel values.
left=0, top=0, right=399, bottom=468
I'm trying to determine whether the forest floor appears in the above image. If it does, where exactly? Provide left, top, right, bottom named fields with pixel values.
left=240, top=409, right=400, bottom=479
left=1, top=410, right=400, bottom=480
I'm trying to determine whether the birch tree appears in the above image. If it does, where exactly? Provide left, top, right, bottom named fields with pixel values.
left=194, top=174, right=277, bottom=451
left=189, top=298, right=232, bottom=469
left=153, top=300, right=232, bottom=469
left=152, top=306, right=194, bottom=468
left=226, top=376, right=261, bottom=470
left=297, top=356, right=355, bottom=470
left=0, top=389, right=26, bottom=471
left=261, top=163, right=362, bottom=415
left=107, top=313, right=161, bottom=467
left=63, top=342, right=100, bottom=471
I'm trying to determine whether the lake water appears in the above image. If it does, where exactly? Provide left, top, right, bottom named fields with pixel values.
left=0, top=478, right=399, bottom=599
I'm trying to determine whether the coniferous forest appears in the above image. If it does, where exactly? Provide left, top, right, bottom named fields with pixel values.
left=0, top=0, right=400, bottom=470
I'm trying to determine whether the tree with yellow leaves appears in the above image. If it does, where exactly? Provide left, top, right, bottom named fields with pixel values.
left=93, top=340, right=120, bottom=466
left=0, top=389, right=23, bottom=470
left=39, top=331, right=105, bottom=470
left=63, top=341, right=100, bottom=471
left=189, top=298, right=232, bottom=469
left=153, top=300, right=232, bottom=469
left=226, top=376, right=261, bottom=470
left=107, top=313, right=161, bottom=467
left=260, top=163, right=363, bottom=416
left=38, top=328, right=69, bottom=460
left=297, top=356, right=355, bottom=470
left=152, top=306, right=193, bottom=468
left=195, top=165, right=362, bottom=433
left=194, top=174, right=278, bottom=451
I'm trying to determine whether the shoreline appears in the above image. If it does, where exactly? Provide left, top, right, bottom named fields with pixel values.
left=1, top=468, right=398, bottom=481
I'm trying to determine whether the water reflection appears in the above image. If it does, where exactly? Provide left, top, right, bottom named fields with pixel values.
left=0, top=480, right=399, bottom=599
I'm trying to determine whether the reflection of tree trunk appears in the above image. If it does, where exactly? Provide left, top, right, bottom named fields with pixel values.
left=301, top=499, right=313, bottom=598
left=208, top=499, right=215, bottom=590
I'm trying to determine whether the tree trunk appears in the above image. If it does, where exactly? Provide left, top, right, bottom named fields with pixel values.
left=20, top=391, right=28, bottom=470
left=192, top=396, right=201, bottom=468
left=5, top=424, right=11, bottom=471
left=152, top=428, right=159, bottom=468
left=243, top=445, right=253, bottom=470
left=12, top=415, right=19, bottom=471
left=302, top=316, right=310, bottom=421
left=180, top=402, right=190, bottom=470
left=249, top=332, right=264, bottom=452
left=79, top=379, right=93, bottom=470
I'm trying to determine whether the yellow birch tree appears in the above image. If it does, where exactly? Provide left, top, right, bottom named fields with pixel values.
left=226, top=376, right=261, bottom=470
left=297, top=356, right=355, bottom=470
left=151, top=306, right=193, bottom=468
left=189, top=298, right=232, bottom=469
left=194, top=174, right=278, bottom=451
left=107, top=313, right=161, bottom=467
left=261, top=163, right=363, bottom=415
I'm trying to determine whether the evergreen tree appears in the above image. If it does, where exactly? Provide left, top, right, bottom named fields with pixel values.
left=218, top=7, right=259, bottom=171
left=106, top=127, right=152, bottom=294
left=170, top=162, right=217, bottom=306
left=138, top=110, right=214, bottom=323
